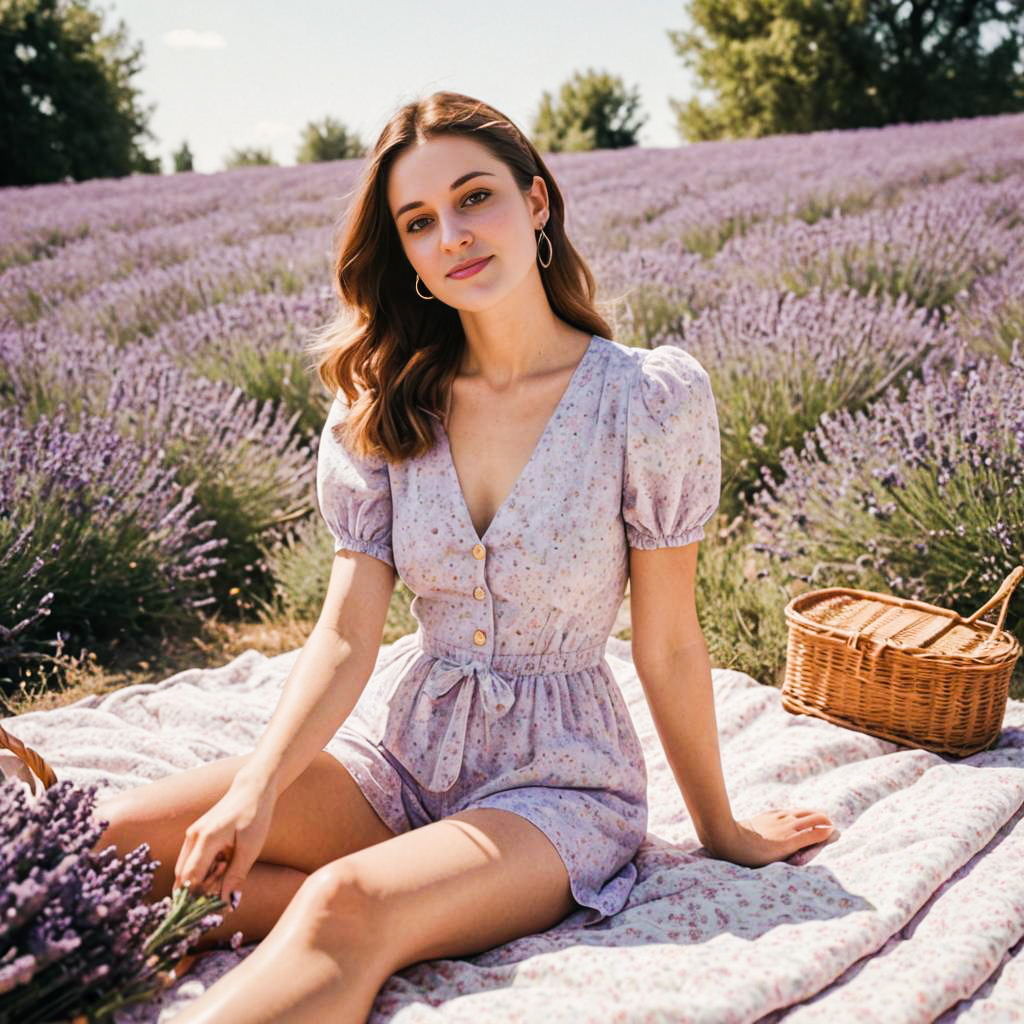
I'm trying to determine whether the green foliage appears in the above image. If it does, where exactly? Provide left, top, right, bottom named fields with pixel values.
left=188, top=341, right=327, bottom=439
left=0, top=0, right=160, bottom=185
left=257, top=516, right=416, bottom=645
left=224, top=145, right=277, bottom=169
left=615, top=514, right=797, bottom=690
left=295, top=115, right=366, bottom=163
left=172, top=139, right=194, bottom=172
left=695, top=516, right=796, bottom=689
left=0, top=449, right=217, bottom=682
left=669, top=0, right=1024, bottom=140
left=674, top=511, right=1024, bottom=702
left=698, top=313, right=938, bottom=521
left=531, top=67, right=647, bottom=151
left=617, top=283, right=710, bottom=347
left=135, top=408, right=313, bottom=617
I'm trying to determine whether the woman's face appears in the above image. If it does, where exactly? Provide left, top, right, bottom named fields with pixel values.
left=387, top=135, right=547, bottom=310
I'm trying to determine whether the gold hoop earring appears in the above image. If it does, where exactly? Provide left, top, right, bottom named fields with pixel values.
left=415, top=273, right=434, bottom=300
left=537, top=227, right=553, bottom=269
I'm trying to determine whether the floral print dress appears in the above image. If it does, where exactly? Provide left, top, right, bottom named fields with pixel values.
left=316, top=334, right=721, bottom=927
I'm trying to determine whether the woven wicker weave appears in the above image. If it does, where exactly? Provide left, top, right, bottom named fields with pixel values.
left=781, top=565, right=1023, bottom=757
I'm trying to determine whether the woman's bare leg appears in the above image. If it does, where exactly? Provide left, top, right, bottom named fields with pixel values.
left=90, top=750, right=396, bottom=958
left=168, top=921, right=386, bottom=1024
left=166, top=806, right=577, bottom=1024
left=164, top=861, right=309, bottom=953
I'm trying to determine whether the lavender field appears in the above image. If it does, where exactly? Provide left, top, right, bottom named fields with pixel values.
left=2, top=112, right=1023, bottom=706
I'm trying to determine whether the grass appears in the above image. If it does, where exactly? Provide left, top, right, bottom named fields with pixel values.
left=2, top=614, right=321, bottom=718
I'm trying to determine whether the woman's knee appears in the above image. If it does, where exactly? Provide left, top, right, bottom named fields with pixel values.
left=89, top=795, right=132, bottom=852
left=297, top=859, right=389, bottom=955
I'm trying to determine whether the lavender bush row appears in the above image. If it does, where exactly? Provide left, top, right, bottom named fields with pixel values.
left=1, top=326, right=319, bottom=650
left=590, top=242, right=724, bottom=344
left=0, top=406, right=227, bottom=679
left=710, top=174, right=1022, bottom=314
left=750, top=343, right=1024, bottom=632
left=2, top=285, right=334, bottom=439
left=6, top=224, right=334, bottom=337
left=0, top=320, right=115, bottom=416
left=0, top=158, right=359, bottom=270
left=0, top=177, right=229, bottom=272
left=617, top=148, right=954, bottom=255
left=951, top=245, right=1024, bottom=364
left=144, top=282, right=339, bottom=433
left=663, top=281, right=961, bottom=518
left=584, top=142, right=1023, bottom=344
left=144, top=281, right=337, bottom=363
left=0, top=197, right=339, bottom=317
left=568, top=115, right=1024, bottom=252
left=99, top=351, right=318, bottom=609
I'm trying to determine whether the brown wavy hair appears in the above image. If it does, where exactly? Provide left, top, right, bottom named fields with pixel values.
left=305, top=90, right=616, bottom=463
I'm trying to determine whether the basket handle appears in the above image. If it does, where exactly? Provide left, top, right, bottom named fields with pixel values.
left=0, top=722, right=58, bottom=794
left=966, top=565, right=1024, bottom=651
left=965, top=565, right=1024, bottom=653
left=911, top=565, right=1023, bottom=650
left=963, top=565, right=1024, bottom=627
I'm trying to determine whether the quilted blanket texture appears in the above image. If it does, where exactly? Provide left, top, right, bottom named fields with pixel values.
left=3, top=635, right=1023, bottom=1023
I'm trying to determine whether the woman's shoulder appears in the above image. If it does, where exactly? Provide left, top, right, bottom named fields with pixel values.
left=593, top=336, right=712, bottom=406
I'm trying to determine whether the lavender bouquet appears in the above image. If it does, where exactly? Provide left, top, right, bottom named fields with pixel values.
left=0, top=776, right=239, bottom=1023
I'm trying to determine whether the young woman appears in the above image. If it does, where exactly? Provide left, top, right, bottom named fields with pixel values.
left=92, top=91, right=834, bottom=1023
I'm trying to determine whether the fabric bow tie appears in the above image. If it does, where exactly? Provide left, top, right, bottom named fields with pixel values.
left=381, top=655, right=517, bottom=794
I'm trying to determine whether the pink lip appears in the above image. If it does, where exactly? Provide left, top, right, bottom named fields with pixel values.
left=447, top=256, right=492, bottom=279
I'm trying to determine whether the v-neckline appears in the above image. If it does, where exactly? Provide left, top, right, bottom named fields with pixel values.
left=439, top=334, right=597, bottom=546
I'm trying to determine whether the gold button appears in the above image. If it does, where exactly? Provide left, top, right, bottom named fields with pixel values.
left=473, top=629, right=487, bottom=646
left=473, top=586, right=486, bottom=600
left=472, top=543, right=486, bottom=560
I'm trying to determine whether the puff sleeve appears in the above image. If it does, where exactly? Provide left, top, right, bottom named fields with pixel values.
left=622, top=345, right=721, bottom=549
left=315, top=393, right=394, bottom=567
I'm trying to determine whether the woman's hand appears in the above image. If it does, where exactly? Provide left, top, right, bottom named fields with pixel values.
left=173, top=772, right=279, bottom=903
left=707, top=809, right=836, bottom=868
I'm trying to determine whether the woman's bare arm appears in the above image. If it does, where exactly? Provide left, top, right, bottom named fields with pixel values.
left=630, top=541, right=835, bottom=866
left=239, top=550, right=396, bottom=797
left=628, top=541, right=739, bottom=855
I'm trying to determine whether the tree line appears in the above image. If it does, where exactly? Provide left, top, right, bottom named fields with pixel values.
left=2, top=0, right=1022, bottom=186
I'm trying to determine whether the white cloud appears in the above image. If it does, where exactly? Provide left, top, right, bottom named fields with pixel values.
left=163, top=29, right=226, bottom=50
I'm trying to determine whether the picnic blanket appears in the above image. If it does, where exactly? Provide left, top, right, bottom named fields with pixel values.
left=4, top=633, right=1024, bottom=1023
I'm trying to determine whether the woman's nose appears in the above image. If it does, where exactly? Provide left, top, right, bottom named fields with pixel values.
left=438, top=215, right=472, bottom=250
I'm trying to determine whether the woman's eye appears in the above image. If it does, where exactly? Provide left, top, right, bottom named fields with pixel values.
left=406, top=190, right=490, bottom=234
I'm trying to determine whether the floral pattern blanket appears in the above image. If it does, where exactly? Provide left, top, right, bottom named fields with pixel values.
left=4, top=635, right=1023, bottom=1023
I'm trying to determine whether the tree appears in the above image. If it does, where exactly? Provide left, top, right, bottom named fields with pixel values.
left=172, top=139, right=193, bottom=172
left=0, top=0, right=160, bottom=185
left=224, top=145, right=277, bottom=169
left=531, top=68, right=647, bottom=151
left=668, top=0, right=1024, bottom=141
left=296, top=115, right=365, bottom=163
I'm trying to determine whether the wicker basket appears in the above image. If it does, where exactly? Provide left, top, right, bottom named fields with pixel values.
left=780, top=565, right=1024, bottom=757
left=0, top=720, right=204, bottom=985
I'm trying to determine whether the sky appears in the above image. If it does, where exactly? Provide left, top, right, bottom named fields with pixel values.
left=102, top=0, right=701, bottom=174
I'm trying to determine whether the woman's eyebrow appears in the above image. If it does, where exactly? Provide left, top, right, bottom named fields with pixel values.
left=394, top=171, right=496, bottom=219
